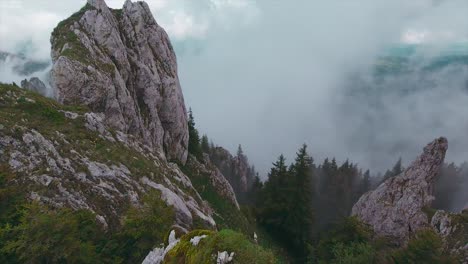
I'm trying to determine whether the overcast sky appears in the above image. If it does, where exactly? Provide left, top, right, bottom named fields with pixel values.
left=1, top=0, right=468, bottom=175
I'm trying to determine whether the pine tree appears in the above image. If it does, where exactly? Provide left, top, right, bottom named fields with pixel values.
left=248, top=175, right=263, bottom=206
left=383, top=158, right=403, bottom=181
left=258, top=155, right=290, bottom=235
left=201, top=135, right=210, bottom=154
left=362, top=170, right=371, bottom=194
left=285, top=144, right=314, bottom=256
left=392, top=157, right=403, bottom=176
left=237, top=144, right=244, bottom=157
left=187, top=108, right=202, bottom=159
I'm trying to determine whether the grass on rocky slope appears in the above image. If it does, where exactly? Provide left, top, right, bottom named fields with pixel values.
left=181, top=159, right=254, bottom=234
left=0, top=83, right=164, bottom=182
left=165, top=229, right=276, bottom=264
left=0, top=189, right=174, bottom=264
left=0, top=83, right=283, bottom=263
left=51, top=4, right=94, bottom=65
left=0, top=83, right=211, bottom=228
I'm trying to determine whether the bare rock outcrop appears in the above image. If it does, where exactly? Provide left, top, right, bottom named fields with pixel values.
left=351, top=137, right=448, bottom=244
left=50, top=0, right=188, bottom=164
left=209, top=146, right=255, bottom=199
left=21, top=77, right=48, bottom=96
left=190, top=153, right=240, bottom=209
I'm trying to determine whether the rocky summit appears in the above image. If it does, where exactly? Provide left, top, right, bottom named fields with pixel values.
left=21, top=77, right=48, bottom=96
left=352, top=137, right=448, bottom=244
left=51, top=0, right=188, bottom=164
left=1, top=0, right=245, bottom=234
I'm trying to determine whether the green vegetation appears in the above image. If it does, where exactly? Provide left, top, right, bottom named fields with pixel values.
left=0, top=190, right=174, bottom=264
left=0, top=83, right=281, bottom=262
left=1, top=76, right=465, bottom=263
left=391, top=229, right=457, bottom=264
left=51, top=4, right=94, bottom=66
left=257, top=145, right=315, bottom=259
left=101, top=190, right=174, bottom=263
left=165, top=229, right=276, bottom=264
left=311, top=218, right=460, bottom=264
left=314, top=217, right=380, bottom=263
left=188, top=108, right=203, bottom=159
left=181, top=159, right=253, bottom=234
left=0, top=203, right=101, bottom=263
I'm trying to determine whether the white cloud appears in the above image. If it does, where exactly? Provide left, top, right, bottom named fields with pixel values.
left=165, top=11, right=209, bottom=39
left=0, top=0, right=259, bottom=58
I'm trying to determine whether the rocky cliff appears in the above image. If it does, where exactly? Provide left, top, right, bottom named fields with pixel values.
left=352, top=137, right=448, bottom=244
left=51, top=0, right=188, bottom=164
left=352, top=137, right=468, bottom=261
left=0, top=84, right=214, bottom=230
left=0, top=0, right=243, bottom=233
left=209, top=146, right=255, bottom=201
left=21, top=77, right=48, bottom=96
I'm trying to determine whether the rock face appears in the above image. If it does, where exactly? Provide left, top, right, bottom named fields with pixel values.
left=351, top=137, right=448, bottom=244
left=193, top=153, right=240, bottom=209
left=50, top=0, right=188, bottom=164
left=0, top=85, right=213, bottom=230
left=21, top=77, right=48, bottom=96
left=209, top=147, right=255, bottom=200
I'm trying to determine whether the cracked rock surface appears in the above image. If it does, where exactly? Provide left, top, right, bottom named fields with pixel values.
left=352, top=137, right=448, bottom=245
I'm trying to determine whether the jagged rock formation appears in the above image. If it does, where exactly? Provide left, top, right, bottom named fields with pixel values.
left=50, top=0, right=188, bottom=164
left=194, top=153, right=240, bottom=209
left=352, top=137, right=448, bottom=244
left=21, top=77, right=47, bottom=96
left=209, top=146, right=255, bottom=201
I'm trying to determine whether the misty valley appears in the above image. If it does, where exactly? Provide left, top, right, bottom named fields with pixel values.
left=0, top=0, right=467, bottom=263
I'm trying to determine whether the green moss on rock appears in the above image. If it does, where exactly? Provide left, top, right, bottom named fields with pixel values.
left=51, top=4, right=116, bottom=75
left=165, top=229, right=276, bottom=264
left=52, top=4, right=94, bottom=66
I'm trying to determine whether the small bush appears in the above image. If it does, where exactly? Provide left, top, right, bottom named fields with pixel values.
left=330, top=242, right=376, bottom=264
left=391, top=229, right=457, bottom=264
left=16, top=96, right=26, bottom=104
left=316, top=217, right=374, bottom=262
left=0, top=203, right=101, bottom=264
left=102, top=190, right=174, bottom=263
left=41, top=107, right=65, bottom=124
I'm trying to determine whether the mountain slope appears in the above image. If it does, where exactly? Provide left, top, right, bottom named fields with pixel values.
left=0, top=0, right=277, bottom=262
left=0, top=83, right=215, bottom=230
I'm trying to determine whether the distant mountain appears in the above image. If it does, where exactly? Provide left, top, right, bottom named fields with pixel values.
left=0, top=51, right=50, bottom=76
left=374, top=43, right=468, bottom=77
left=340, top=43, right=468, bottom=171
